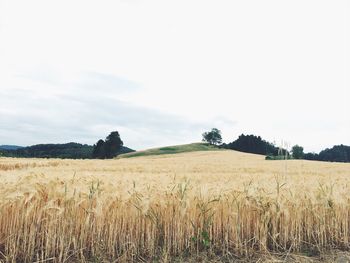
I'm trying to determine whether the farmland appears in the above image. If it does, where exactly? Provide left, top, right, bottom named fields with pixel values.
left=1, top=149, right=350, bottom=262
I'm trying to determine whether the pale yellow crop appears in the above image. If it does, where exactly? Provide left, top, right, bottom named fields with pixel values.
left=0, top=150, right=349, bottom=262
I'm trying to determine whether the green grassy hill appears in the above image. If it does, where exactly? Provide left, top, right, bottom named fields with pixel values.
left=117, top=143, right=221, bottom=158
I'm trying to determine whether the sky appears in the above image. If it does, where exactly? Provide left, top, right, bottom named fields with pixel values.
left=0, top=0, right=349, bottom=152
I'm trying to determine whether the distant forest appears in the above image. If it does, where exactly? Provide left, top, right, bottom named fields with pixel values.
left=221, top=134, right=350, bottom=163
left=0, top=143, right=93, bottom=159
left=0, top=132, right=134, bottom=159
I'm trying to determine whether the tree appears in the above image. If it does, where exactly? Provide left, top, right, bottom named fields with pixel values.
left=202, top=128, right=222, bottom=145
left=291, top=145, right=304, bottom=159
left=92, top=139, right=106, bottom=159
left=318, top=145, right=349, bottom=162
left=92, top=131, right=124, bottom=159
left=222, top=134, right=280, bottom=156
left=104, top=131, right=124, bottom=158
left=304, top=152, right=318, bottom=160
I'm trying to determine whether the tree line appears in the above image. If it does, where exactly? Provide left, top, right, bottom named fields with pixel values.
left=202, top=128, right=350, bottom=163
left=0, top=143, right=93, bottom=159
left=0, top=131, right=134, bottom=159
left=1, top=128, right=348, bottom=162
left=303, top=145, right=350, bottom=162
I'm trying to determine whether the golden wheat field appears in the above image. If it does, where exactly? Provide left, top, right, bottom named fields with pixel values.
left=1, top=150, right=350, bottom=262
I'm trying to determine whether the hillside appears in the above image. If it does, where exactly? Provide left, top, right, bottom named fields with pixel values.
left=0, top=145, right=23, bottom=150
left=1, top=143, right=93, bottom=159
left=0, top=143, right=134, bottom=159
left=117, top=142, right=221, bottom=158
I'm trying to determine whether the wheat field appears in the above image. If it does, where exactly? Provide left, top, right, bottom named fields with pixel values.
left=1, top=150, right=350, bottom=262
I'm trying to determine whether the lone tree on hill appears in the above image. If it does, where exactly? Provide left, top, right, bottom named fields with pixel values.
left=291, top=145, right=304, bottom=159
left=202, top=128, right=222, bottom=145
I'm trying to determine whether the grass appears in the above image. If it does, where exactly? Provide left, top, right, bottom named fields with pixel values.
left=117, top=142, right=221, bottom=158
left=0, top=150, right=350, bottom=262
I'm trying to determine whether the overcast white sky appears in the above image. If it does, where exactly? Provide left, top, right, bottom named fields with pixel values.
left=0, top=0, right=349, bottom=152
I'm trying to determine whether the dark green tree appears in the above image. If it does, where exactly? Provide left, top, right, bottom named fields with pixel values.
left=92, top=139, right=106, bottom=159
left=202, top=128, right=222, bottom=145
left=318, top=145, right=349, bottom=162
left=291, top=145, right=304, bottom=159
left=223, top=134, right=280, bottom=156
left=104, top=131, right=124, bottom=158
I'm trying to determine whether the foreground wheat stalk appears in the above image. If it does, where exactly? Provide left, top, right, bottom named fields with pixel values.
left=0, top=181, right=349, bottom=262
left=0, top=152, right=349, bottom=262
